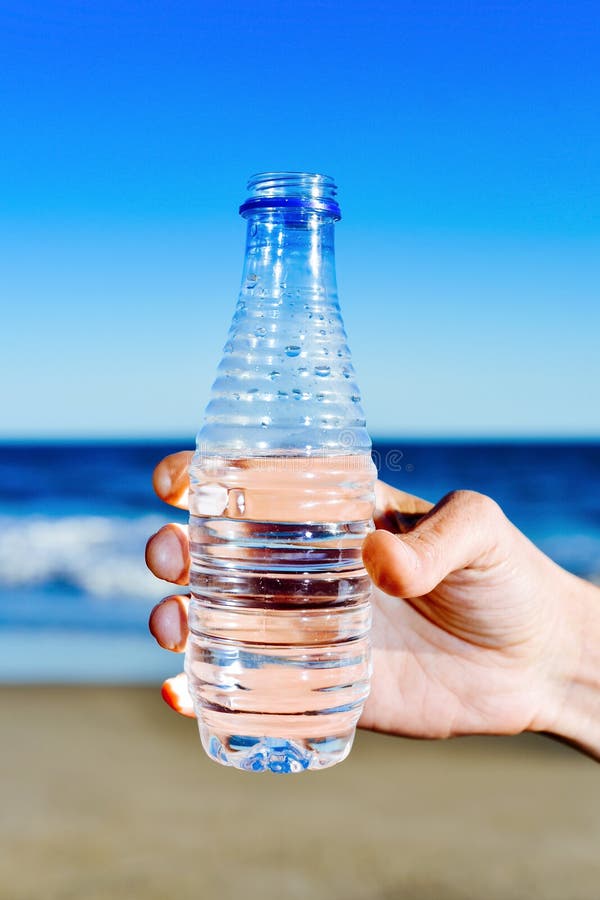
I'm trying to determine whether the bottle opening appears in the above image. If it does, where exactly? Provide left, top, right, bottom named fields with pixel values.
left=239, top=171, right=341, bottom=220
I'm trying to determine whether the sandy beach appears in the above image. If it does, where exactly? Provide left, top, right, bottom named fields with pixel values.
left=2, top=686, right=599, bottom=900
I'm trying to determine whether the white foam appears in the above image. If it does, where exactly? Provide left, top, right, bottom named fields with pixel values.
left=0, top=514, right=171, bottom=599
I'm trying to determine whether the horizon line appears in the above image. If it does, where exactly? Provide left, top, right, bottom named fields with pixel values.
left=0, top=433, right=598, bottom=445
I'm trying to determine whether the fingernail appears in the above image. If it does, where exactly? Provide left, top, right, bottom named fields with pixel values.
left=150, top=597, right=187, bottom=651
left=147, top=528, right=186, bottom=583
left=153, top=463, right=172, bottom=499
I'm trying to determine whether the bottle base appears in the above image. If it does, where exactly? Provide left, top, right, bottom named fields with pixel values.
left=198, top=723, right=356, bottom=774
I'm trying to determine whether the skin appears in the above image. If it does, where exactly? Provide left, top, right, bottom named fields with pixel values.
left=146, top=450, right=600, bottom=760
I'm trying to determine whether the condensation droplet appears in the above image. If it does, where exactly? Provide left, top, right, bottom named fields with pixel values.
left=316, top=392, right=326, bottom=402
left=323, top=348, right=329, bottom=356
left=277, top=390, right=289, bottom=400
left=337, top=349, right=344, bottom=358
left=351, top=394, right=361, bottom=403
left=292, top=389, right=302, bottom=400
left=298, top=366, right=309, bottom=377
left=261, top=417, right=270, bottom=428
left=235, top=491, right=246, bottom=515
left=255, top=326, right=267, bottom=337
left=248, top=388, right=259, bottom=396
left=315, top=365, right=330, bottom=377
left=319, top=329, right=327, bottom=336
left=269, top=370, right=280, bottom=379
left=342, top=367, right=351, bottom=379
left=285, top=345, right=301, bottom=357
left=232, top=392, right=240, bottom=400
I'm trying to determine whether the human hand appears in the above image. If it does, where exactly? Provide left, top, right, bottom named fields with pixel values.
left=146, top=451, right=600, bottom=759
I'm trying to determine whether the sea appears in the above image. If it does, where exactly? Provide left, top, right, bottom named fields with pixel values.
left=0, top=440, right=598, bottom=683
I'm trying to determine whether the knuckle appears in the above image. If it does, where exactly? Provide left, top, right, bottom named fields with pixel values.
left=445, top=489, right=500, bottom=519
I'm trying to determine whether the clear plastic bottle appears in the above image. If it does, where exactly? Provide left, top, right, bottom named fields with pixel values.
left=186, top=173, right=376, bottom=772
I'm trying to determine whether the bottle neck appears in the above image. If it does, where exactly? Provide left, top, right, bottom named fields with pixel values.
left=240, top=213, right=338, bottom=302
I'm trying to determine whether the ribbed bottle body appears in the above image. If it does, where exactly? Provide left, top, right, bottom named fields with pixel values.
left=186, top=454, right=375, bottom=772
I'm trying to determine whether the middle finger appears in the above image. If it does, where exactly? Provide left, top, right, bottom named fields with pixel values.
left=145, top=523, right=190, bottom=585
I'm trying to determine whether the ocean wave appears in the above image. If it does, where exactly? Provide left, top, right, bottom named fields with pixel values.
left=0, top=514, right=169, bottom=599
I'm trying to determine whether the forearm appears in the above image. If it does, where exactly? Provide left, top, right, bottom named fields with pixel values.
left=545, top=575, right=600, bottom=761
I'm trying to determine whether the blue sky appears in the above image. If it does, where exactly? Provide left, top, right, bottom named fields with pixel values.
left=1, top=0, right=599, bottom=438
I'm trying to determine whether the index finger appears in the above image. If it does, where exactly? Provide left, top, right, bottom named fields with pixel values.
left=374, top=480, right=434, bottom=534
left=153, top=450, right=193, bottom=509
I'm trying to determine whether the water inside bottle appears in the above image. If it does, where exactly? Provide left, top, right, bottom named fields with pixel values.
left=185, top=452, right=375, bottom=773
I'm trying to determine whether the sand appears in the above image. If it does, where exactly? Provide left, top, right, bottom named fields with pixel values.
left=2, top=686, right=599, bottom=900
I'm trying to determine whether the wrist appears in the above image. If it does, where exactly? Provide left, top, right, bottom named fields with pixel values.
left=540, top=575, right=600, bottom=760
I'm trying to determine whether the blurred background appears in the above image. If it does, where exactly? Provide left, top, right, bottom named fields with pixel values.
left=1, top=2, right=599, bottom=898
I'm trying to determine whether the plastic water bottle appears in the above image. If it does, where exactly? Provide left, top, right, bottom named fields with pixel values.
left=186, top=173, right=376, bottom=772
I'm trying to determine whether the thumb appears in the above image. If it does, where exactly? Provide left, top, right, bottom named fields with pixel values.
left=363, top=489, right=505, bottom=598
